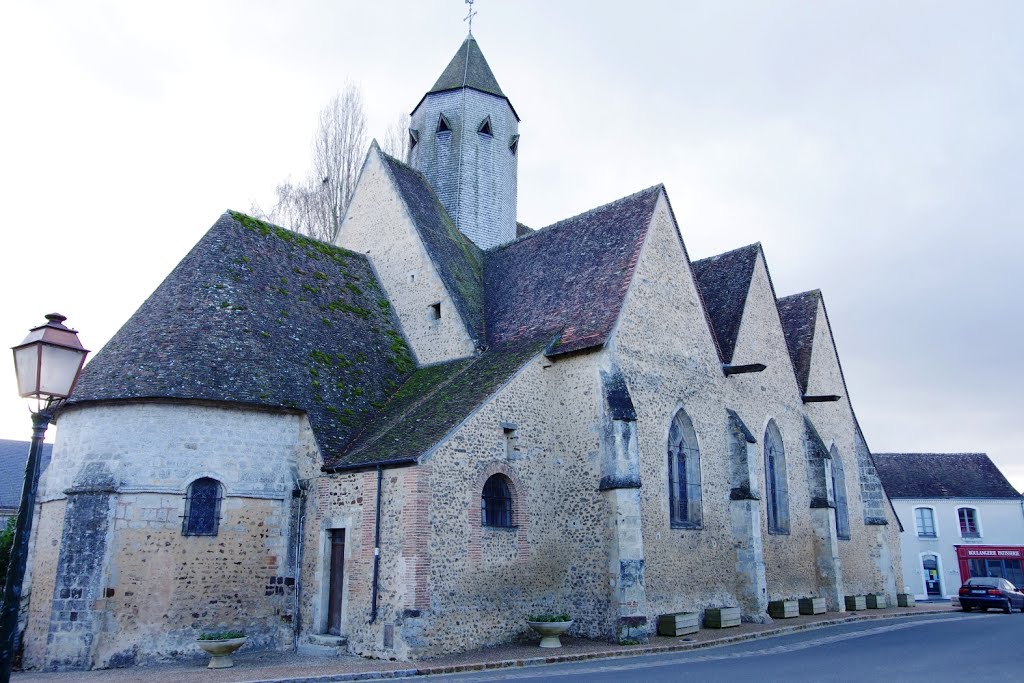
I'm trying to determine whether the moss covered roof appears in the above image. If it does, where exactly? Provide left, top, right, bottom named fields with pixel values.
left=327, top=337, right=549, bottom=470
left=70, top=212, right=415, bottom=458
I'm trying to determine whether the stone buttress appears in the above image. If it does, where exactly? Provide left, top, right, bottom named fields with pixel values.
left=598, top=369, right=650, bottom=641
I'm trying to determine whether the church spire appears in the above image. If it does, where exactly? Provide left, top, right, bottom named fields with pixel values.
left=421, top=36, right=516, bottom=118
left=408, top=36, right=520, bottom=250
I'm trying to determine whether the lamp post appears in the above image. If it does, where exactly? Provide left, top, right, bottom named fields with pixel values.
left=1, top=314, right=88, bottom=682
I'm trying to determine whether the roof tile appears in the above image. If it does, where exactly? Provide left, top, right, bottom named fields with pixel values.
left=70, top=212, right=415, bottom=459
left=873, top=453, right=1021, bottom=498
left=485, top=186, right=663, bottom=355
left=691, top=244, right=760, bottom=364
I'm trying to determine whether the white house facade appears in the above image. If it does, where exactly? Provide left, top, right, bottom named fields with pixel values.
left=875, top=453, right=1024, bottom=599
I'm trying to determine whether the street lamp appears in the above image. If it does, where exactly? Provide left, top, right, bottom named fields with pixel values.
left=1, top=314, right=88, bottom=682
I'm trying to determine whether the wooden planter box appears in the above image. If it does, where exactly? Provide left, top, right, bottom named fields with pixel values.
left=799, top=597, right=827, bottom=615
left=768, top=600, right=798, bottom=619
left=866, top=593, right=887, bottom=609
left=704, top=606, right=741, bottom=629
left=897, top=593, right=916, bottom=608
left=657, top=612, right=699, bottom=637
left=845, top=595, right=866, bottom=611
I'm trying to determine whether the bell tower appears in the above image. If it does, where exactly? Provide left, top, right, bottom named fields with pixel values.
left=408, top=36, right=520, bottom=250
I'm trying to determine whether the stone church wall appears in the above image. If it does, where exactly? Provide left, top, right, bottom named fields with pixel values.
left=610, top=194, right=765, bottom=621
left=22, top=402, right=318, bottom=670
left=801, top=299, right=903, bottom=598
left=422, top=351, right=612, bottom=657
left=725, top=256, right=822, bottom=604
left=337, top=351, right=615, bottom=659
left=340, top=147, right=478, bottom=363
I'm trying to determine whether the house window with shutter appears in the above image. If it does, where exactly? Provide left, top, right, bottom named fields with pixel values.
left=183, top=477, right=223, bottom=536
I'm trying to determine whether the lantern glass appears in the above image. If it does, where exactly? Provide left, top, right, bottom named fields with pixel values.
left=13, top=344, right=40, bottom=398
left=12, top=314, right=89, bottom=401
left=38, top=344, right=86, bottom=398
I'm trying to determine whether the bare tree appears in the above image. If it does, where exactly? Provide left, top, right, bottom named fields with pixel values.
left=381, top=112, right=410, bottom=163
left=258, top=83, right=368, bottom=243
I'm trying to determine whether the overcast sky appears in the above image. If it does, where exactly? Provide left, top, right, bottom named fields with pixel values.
left=1, top=1, right=1021, bottom=491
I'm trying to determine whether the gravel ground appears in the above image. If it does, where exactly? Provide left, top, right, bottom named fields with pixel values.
left=11, top=604, right=955, bottom=683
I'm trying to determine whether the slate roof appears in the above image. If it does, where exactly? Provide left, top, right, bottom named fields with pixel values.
left=329, top=337, right=550, bottom=470
left=691, top=244, right=761, bottom=363
left=485, top=186, right=664, bottom=355
left=415, top=37, right=519, bottom=120
left=873, top=453, right=1021, bottom=499
left=69, top=212, right=415, bottom=458
left=0, top=439, right=53, bottom=511
left=777, top=290, right=821, bottom=393
left=378, top=148, right=486, bottom=344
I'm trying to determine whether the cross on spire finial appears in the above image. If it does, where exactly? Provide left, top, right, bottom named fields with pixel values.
left=464, top=0, right=477, bottom=35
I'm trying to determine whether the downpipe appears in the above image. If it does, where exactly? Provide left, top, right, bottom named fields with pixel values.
left=370, top=465, right=383, bottom=624
left=291, top=482, right=307, bottom=651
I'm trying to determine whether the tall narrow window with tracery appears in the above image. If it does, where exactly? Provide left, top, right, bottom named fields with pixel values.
left=668, top=408, right=702, bottom=528
left=830, top=445, right=850, bottom=540
left=481, top=474, right=513, bottom=528
left=183, top=477, right=222, bottom=536
left=764, top=420, right=790, bottom=534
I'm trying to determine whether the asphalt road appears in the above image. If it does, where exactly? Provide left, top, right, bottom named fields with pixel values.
left=416, top=611, right=1023, bottom=682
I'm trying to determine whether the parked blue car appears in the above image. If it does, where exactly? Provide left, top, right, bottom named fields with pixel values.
left=958, top=577, right=1024, bottom=613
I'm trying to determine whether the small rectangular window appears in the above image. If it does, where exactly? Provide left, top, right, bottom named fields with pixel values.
left=503, top=425, right=518, bottom=458
left=429, top=302, right=441, bottom=320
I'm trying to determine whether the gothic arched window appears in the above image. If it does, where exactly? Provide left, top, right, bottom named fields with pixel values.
left=183, top=477, right=223, bottom=537
left=668, top=408, right=702, bottom=528
left=481, top=474, right=513, bottom=528
left=830, top=445, right=850, bottom=540
left=764, top=420, right=790, bottom=534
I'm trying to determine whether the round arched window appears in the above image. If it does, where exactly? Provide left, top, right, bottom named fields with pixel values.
left=183, top=477, right=222, bottom=536
left=481, top=474, right=513, bottom=528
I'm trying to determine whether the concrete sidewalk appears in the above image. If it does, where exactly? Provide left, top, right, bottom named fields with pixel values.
left=13, top=604, right=956, bottom=683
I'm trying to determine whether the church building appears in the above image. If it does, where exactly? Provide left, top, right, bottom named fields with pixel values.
left=21, top=35, right=903, bottom=670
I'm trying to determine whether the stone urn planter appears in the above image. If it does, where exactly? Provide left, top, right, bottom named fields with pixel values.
left=196, top=633, right=247, bottom=669
left=526, top=615, right=574, bottom=648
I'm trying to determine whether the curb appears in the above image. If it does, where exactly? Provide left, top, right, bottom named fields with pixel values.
left=240, top=607, right=955, bottom=682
